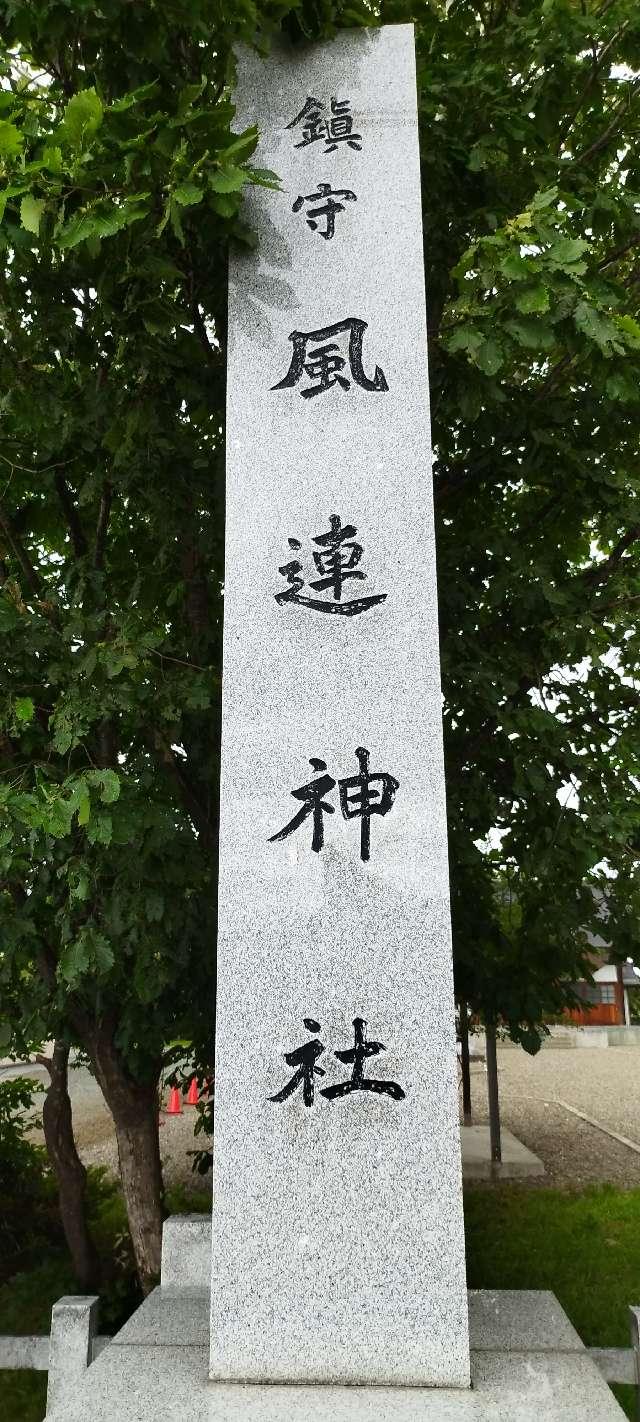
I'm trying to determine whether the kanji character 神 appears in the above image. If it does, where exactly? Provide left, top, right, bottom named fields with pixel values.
left=269, top=748, right=398, bottom=861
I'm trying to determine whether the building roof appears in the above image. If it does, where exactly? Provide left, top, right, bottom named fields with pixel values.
left=593, top=962, right=640, bottom=986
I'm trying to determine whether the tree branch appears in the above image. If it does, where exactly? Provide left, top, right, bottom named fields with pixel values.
left=152, top=732, right=216, bottom=851
left=598, top=232, right=640, bottom=270
left=556, top=20, right=630, bottom=153
left=94, top=482, right=112, bottom=571
left=582, top=524, right=640, bottom=588
left=0, top=499, right=43, bottom=597
left=571, top=79, right=640, bottom=168
left=54, top=473, right=88, bottom=558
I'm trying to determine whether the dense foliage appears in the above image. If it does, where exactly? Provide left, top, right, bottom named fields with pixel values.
left=0, top=0, right=372, bottom=1284
left=0, top=0, right=370, bottom=1083
left=0, top=0, right=640, bottom=1270
left=0, top=1076, right=43, bottom=1198
left=400, top=0, right=640, bottom=1039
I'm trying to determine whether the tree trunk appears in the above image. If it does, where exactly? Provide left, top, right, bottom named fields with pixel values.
left=85, top=1026, right=163, bottom=1295
left=459, top=1000, right=472, bottom=1127
left=37, top=1040, right=101, bottom=1292
left=110, top=1089, right=163, bottom=1294
left=485, top=1023, right=502, bottom=1165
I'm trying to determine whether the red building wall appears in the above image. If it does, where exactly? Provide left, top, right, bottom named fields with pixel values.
left=566, top=1003, right=620, bottom=1028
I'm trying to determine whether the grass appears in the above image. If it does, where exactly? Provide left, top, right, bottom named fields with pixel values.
left=2, top=1181, right=639, bottom=1420
left=465, top=1182, right=640, bottom=1419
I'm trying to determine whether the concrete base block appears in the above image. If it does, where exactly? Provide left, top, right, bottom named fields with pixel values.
left=461, top=1126, right=546, bottom=1179
left=161, top=1216, right=211, bottom=1288
left=45, top=1288, right=626, bottom=1421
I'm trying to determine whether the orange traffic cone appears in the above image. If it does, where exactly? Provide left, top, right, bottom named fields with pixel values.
left=186, top=1077, right=200, bottom=1107
left=166, top=1086, right=182, bottom=1115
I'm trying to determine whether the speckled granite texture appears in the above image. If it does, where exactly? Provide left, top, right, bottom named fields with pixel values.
left=46, top=1289, right=628, bottom=1420
left=211, top=22, right=469, bottom=1387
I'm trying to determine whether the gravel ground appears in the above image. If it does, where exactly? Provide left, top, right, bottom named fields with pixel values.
left=8, top=1043, right=640, bottom=1195
left=467, top=1044, right=640, bottom=1189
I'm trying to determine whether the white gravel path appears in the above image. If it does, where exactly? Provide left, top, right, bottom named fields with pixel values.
left=467, top=1044, right=640, bottom=1189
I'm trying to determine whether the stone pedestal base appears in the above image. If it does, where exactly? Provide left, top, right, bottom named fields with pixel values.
left=45, top=1286, right=626, bottom=1421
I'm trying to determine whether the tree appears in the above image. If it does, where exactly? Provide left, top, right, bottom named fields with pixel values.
left=2, top=0, right=640, bottom=1286
left=0, top=0, right=373, bottom=1293
left=397, top=0, right=640, bottom=1043
left=36, top=1040, right=101, bottom=1291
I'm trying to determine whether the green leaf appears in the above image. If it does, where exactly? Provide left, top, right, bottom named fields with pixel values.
left=14, top=696, right=34, bottom=722
left=87, top=768, right=120, bottom=804
left=0, top=121, right=22, bottom=158
left=531, top=185, right=559, bottom=211
left=99, top=770, right=119, bottom=804
left=109, top=80, right=159, bottom=113
left=547, top=237, right=589, bottom=273
left=20, top=195, right=44, bottom=235
left=475, top=338, right=504, bottom=375
left=45, top=798, right=74, bottom=838
left=69, top=867, right=89, bottom=901
left=59, top=936, right=90, bottom=985
left=605, top=372, right=637, bottom=402
left=574, top=301, right=622, bottom=354
left=614, top=314, right=640, bottom=351
left=60, top=88, right=104, bottom=148
left=211, top=193, right=239, bottom=218
left=246, top=167, right=281, bottom=190
left=468, top=137, right=507, bottom=172
left=505, top=317, right=555, bottom=350
left=92, top=931, right=114, bottom=975
left=58, top=197, right=149, bottom=250
left=0, top=182, right=27, bottom=222
left=177, top=80, right=206, bottom=116
left=10, top=793, right=41, bottom=830
left=499, top=252, right=533, bottom=281
left=41, top=146, right=63, bottom=173
left=77, top=787, right=90, bottom=826
left=218, top=127, right=259, bottom=163
left=514, top=284, right=550, bottom=315
left=86, top=812, right=112, bottom=846
left=173, top=182, right=203, bottom=207
left=169, top=199, right=184, bottom=244
left=446, top=325, right=485, bottom=357
left=208, top=165, right=247, bottom=193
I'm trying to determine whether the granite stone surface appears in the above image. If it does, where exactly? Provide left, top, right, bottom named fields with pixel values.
left=468, top=1291, right=584, bottom=1353
left=46, top=1295, right=97, bottom=1417
left=112, top=1288, right=209, bottom=1347
left=211, top=21, right=469, bottom=1388
left=161, top=1215, right=211, bottom=1287
left=93, top=1284, right=587, bottom=1358
left=45, top=1341, right=627, bottom=1420
left=45, top=1290, right=627, bottom=1420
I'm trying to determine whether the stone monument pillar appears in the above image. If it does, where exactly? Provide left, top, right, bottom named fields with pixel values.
left=211, top=22, right=470, bottom=1389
